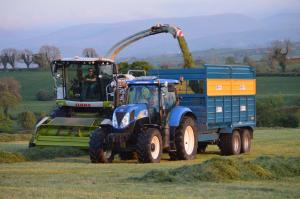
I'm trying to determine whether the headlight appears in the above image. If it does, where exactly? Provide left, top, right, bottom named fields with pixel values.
left=120, top=112, right=130, bottom=128
left=112, top=112, right=118, bottom=128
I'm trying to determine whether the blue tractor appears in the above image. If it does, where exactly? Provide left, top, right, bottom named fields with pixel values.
left=89, top=76, right=198, bottom=163
left=89, top=65, right=256, bottom=163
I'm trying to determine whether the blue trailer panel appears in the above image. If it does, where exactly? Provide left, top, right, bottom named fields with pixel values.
left=149, top=64, right=256, bottom=134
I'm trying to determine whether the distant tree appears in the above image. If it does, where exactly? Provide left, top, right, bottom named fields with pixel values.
left=0, top=77, right=21, bottom=118
left=225, top=56, right=236, bottom=64
left=38, top=45, right=61, bottom=68
left=195, top=58, right=206, bottom=67
left=0, top=53, right=9, bottom=70
left=32, top=53, right=49, bottom=69
left=243, top=56, right=256, bottom=67
left=20, top=49, right=33, bottom=68
left=118, top=61, right=130, bottom=74
left=82, top=48, right=98, bottom=57
left=118, top=61, right=153, bottom=74
left=161, top=64, right=170, bottom=69
left=18, top=111, right=36, bottom=130
left=130, top=61, right=153, bottom=71
left=269, top=40, right=293, bottom=72
left=1, top=48, right=18, bottom=69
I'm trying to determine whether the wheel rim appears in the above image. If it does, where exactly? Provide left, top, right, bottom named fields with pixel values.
left=150, top=135, right=160, bottom=159
left=104, top=150, right=112, bottom=159
left=233, top=135, right=240, bottom=152
left=184, top=126, right=195, bottom=155
left=243, top=132, right=249, bottom=150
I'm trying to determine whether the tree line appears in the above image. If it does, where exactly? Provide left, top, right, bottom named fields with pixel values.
left=0, top=46, right=99, bottom=70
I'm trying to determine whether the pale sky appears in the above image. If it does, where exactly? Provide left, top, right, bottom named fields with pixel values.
left=1, top=0, right=300, bottom=29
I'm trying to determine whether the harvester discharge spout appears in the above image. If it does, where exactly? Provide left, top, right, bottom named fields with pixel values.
left=106, top=24, right=195, bottom=68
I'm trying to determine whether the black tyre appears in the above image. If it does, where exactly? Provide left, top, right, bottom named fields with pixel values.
left=28, top=142, right=36, bottom=148
left=136, top=128, right=162, bottom=163
left=197, top=142, right=208, bottom=153
left=219, top=130, right=241, bottom=155
left=240, top=129, right=252, bottom=153
left=119, top=151, right=137, bottom=160
left=173, top=116, right=198, bottom=160
left=89, top=128, right=114, bottom=163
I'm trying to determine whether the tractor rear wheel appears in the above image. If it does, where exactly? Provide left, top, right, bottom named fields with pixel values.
left=240, top=129, right=251, bottom=153
left=89, top=128, right=114, bottom=163
left=174, top=116, right=198, bottom=160
left=219, top=130, right=241, bottom=155
left=119, top=151, right=137, bottom=160
left=136, top=128, right=162, bottom=163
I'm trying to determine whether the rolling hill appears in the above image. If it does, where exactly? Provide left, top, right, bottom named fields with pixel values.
left=0, top=12, right=300, bottom=58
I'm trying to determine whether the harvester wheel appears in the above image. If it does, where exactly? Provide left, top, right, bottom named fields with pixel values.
left=174, top=116, right=197, bottom=160
left=89, top=129, right=114, bottom=163
left=136, top=128, right=162, bottom=163
left=240, top=128, right=251, bottom=153
left=219, top=130, right=241, bottom=155
left=197, top=142, right=208, bottom=153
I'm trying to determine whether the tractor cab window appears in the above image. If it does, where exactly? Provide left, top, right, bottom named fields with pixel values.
left=162, top=84, right=176, bottom=112
left=127, top=85, right=159, bottom=121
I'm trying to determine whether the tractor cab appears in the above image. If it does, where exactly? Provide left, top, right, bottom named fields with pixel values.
left=51, top=57, right=117, bottom=107
left=112, top=77, right=179, bottom=129
left=128, top=78, right=178, bottom=124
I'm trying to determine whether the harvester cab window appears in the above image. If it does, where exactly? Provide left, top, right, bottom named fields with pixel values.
left=65, top=64, right=101, bottom=101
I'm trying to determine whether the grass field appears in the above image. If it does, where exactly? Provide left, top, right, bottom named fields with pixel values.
left=0, top=128, right=300, bottom=199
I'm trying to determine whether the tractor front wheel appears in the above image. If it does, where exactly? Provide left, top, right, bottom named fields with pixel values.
left=136, top=128, right=162, bottom=163
left=89, top=128, right=114, bottom=163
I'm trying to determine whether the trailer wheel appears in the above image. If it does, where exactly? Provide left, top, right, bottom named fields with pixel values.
left=136, top=128, right=162, bottom=163
left=174, top=116, right=198, bottom=160
left=89, top=129, right=114, bottom=163
left=197, top=142, right=208, bottom=153
left=240, top=129, right=251, bottom=153
left=219, top=130, right=241, bottom=155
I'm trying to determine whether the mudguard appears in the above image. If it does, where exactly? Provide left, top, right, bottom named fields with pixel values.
left=168, top=106, right=195, bottom=127
left=168, top=106, right=196, bottom=149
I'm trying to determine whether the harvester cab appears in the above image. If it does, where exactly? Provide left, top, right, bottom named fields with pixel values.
left=29, top=57, right=120, bottom=148
left=51, top=57, right=117, bottom=109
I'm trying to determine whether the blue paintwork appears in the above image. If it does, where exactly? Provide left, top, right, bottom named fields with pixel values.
left=168, top=106, right=194, bottom=127
left=127, top=78, right=179, bottom=85
left=149, top=64, right=256, bottom=137
left=113, top=103, right=148, bottom=129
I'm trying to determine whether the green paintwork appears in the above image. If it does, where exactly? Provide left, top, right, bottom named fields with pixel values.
left=31, top=117, right=99, bottom=148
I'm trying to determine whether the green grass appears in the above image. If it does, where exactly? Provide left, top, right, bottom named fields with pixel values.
left=135, top=156, right=300, bottom=182
left=0, top=70, right=53, bottom=101
left=0, top=133, right=31, bottom=142
left=256, top=76, right=300, bottom=97
left=0, top=128, right=299, bottom=199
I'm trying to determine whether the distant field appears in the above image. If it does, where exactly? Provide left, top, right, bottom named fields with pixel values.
left=257, top=76, right=300, bottom=97
left=0, top=70, right=53, bottom=101
left=0, top=69, right=299, bottom=115
left=0, top=128, right=299, bottom=199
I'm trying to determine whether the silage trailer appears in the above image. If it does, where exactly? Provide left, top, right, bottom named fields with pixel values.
left=89, top=64, right=256, bottom=163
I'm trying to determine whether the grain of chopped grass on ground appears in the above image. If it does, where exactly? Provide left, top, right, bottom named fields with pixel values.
left=134, top=156, right=300, bottom=182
